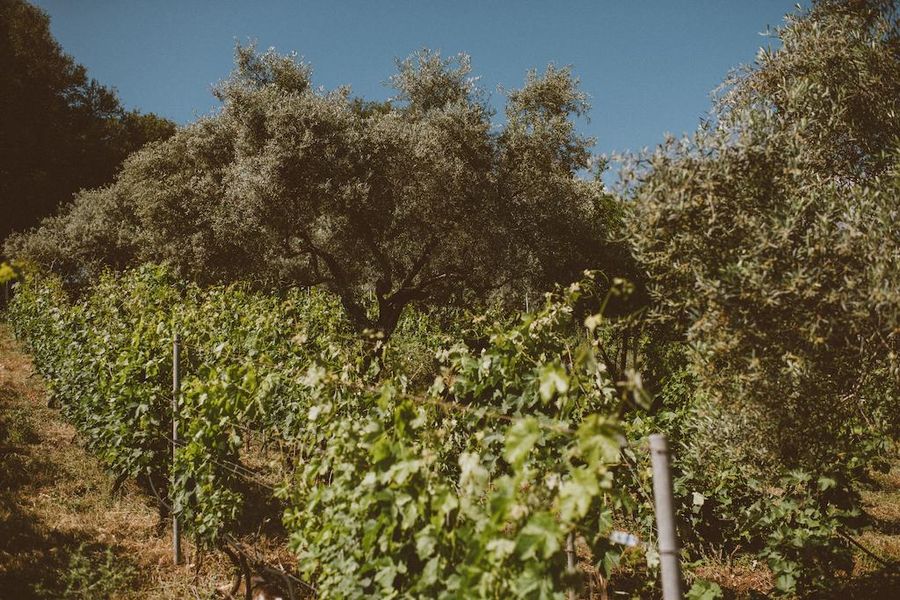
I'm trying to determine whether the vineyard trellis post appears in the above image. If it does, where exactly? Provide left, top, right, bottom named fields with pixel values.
left=650, top=434, right=682, bottom=600
left=566, top=531, right=577, bottom=600
left=172, top=332, right=182, bottom=565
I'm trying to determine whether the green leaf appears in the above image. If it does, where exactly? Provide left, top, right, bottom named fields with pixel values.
left=419, top=556, right=440, bottom=587
left=686, top=580, right=723, bottom=600
left=692, top=491, right=706, bottom=514
left=538, top=363, right=569, bottom=402
left=374, top=563, right=398, bottom=590
left=575, top=414, right=621, bottom=467
left=515, top=512, right=562, bottom=560
left=817, top=476, right=836, bottom=491
left=558, top=467, right=600, bottom=522
left=504, top=417, right=540, bottom=469
left=486, top=538, right=516, bottom=561
left=415, top=526, right=437, bottom=559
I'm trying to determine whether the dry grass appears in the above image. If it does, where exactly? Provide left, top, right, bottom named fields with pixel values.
left=693, top=559, right=774, bottom=597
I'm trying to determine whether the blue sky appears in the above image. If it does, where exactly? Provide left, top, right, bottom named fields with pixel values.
left=34, top=1, right=801, bottom=158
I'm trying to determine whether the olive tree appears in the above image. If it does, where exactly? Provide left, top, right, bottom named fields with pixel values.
left=12, top=46, right=628, bottom=340
left=626, top=0, right=900, bottom=468
left=717, top=0, right=900, bottom=181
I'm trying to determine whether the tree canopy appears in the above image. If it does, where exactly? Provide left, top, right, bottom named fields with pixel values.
left=625, top=0, right=900, bottom=468
left=0, top=0, right=176, bottom=243
left=9, top=45, right=634, bottom=338
left=717, top=0, right=900, bottom=182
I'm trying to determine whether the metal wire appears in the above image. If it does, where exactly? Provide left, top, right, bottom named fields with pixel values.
left=163, top=433, right=279, bottom=492
left=837, top=529, right=898, bottom=572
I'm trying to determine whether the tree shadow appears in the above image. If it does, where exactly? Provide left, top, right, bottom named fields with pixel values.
left=812, top=567, right=900, bottom=599
left=0, top=385, right=138, bottom=599
left=232, top=476, right=287, bottom=540
left=0, top=508, right=139, bottom=599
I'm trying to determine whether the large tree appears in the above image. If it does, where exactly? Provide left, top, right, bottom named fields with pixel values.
left=0, top=0, right=176, bottom=243
left=626, top=0, right=900, bottom=468
left=11, top=45, right=631, bottom=339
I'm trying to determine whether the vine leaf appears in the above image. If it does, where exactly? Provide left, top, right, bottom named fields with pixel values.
left=538, top=363, right=569, bottom=402
left=515, top=512, right=562, bottom=560
left=504, top=417, right=540, bottom=469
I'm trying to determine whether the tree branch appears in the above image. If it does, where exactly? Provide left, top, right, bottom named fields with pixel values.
left=398, top=238, right=438, bottom=291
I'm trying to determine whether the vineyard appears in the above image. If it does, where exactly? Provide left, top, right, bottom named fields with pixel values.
left=1, top=0, right=899, bottom=598
left=7, top=268, right=641, bottom=597
left=1, top=263, right=895, bottom=598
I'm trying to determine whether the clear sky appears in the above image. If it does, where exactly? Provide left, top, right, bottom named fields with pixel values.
left=33, top=0, right=802, bottom=158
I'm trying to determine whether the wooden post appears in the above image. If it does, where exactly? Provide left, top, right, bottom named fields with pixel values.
left=566, top=531, right=577, bottom=600
left=649, top=434, right=682, bottom=600
left=172, top=333, right=182, bottom=566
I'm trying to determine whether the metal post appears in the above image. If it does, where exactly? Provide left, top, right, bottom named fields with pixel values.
left=566, top=531, right=577, bottom=600
left=172, top=333, right=182, bottom=565
left=649, top=434, right=682, bottom=600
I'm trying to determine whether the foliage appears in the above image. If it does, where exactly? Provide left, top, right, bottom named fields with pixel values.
left=9, top=267, right=175, bottom=483
left=283, top=277, right=636, bottom=597
left=624, top=0, right=900, bottom=471
left=8, top=44, right=635, bottom=339
left=0, top=260, right=23, bottom=285
left=10, top=259, right=896, bottom=595
left=0, top=0, right=176, bottom=243
left=749, top=472, right=856, bottom=595
left=717, top=0, right=900, bottom=181
left=620, top=5, right=900, bottom=591
left=685, top=579, right=722, bottom=600
left=622, top=346, right=876, bottom=596
left=4, top=186, right=141, bottom=281
left=7, top=265, right=359, bottom=538
left=8, top=266, right=651, bottom=597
